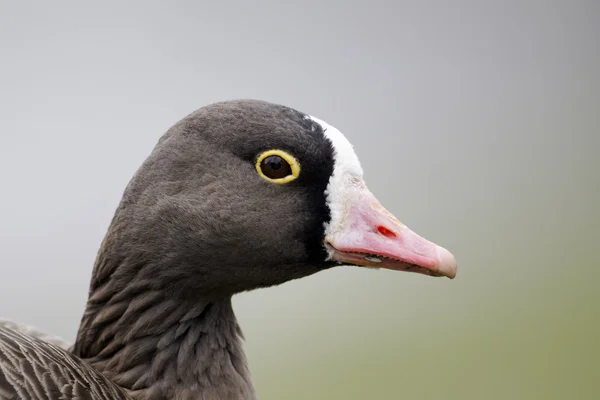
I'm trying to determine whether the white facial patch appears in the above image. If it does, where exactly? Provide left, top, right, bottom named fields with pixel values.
left=306, top=115, right=364, bottom=257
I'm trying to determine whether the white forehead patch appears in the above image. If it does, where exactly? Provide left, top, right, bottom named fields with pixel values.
left=307, top=115, right=363, bottom=178
left=306, top=115, right=364, bottom=251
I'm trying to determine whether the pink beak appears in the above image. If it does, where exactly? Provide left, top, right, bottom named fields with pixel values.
left=324, top=183, right=457, bottom=279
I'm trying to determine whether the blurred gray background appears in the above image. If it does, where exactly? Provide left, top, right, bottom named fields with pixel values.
left=1, top=1, right=599, bottom=399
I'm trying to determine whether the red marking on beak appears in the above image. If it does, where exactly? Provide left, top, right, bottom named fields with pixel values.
left=377, top=225, right=397, bottom=238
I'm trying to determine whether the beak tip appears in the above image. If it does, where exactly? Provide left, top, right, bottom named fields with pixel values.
left=436, top=245, right=457, bottom=279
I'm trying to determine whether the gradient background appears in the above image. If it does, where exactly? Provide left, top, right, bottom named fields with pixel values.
left=1, top=1, right=599, bottom=399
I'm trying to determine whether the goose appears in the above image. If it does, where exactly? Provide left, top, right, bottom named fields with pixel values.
left=0, top=99, right=457, bottom=400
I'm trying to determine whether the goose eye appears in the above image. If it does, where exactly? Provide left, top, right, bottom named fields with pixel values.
left=261, top=156, right=291, bottom=179
left=255, top=150, right=300, bottom=184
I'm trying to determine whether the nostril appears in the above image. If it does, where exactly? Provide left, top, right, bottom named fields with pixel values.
left=377, top=225, right=397, bottom=238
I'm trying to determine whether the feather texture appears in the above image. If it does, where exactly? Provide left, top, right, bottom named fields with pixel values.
left=0, top=326, right=132, bottom=400
left=0, top=320, right=72, bottom=351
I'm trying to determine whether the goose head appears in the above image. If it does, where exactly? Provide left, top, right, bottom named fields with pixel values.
left=99, top=99, right=457, bottom=302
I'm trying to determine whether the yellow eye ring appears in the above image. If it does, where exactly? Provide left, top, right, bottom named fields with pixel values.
left=255, top=149, right=301, bottom=184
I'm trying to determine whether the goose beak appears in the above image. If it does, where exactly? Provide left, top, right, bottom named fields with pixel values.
left=324, top=182, right=457, bottom=279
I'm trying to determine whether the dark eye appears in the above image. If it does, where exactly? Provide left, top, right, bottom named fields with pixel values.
left=261, top=156, right=291, bottom=179
left=255, top=150, right=301, bottom=184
